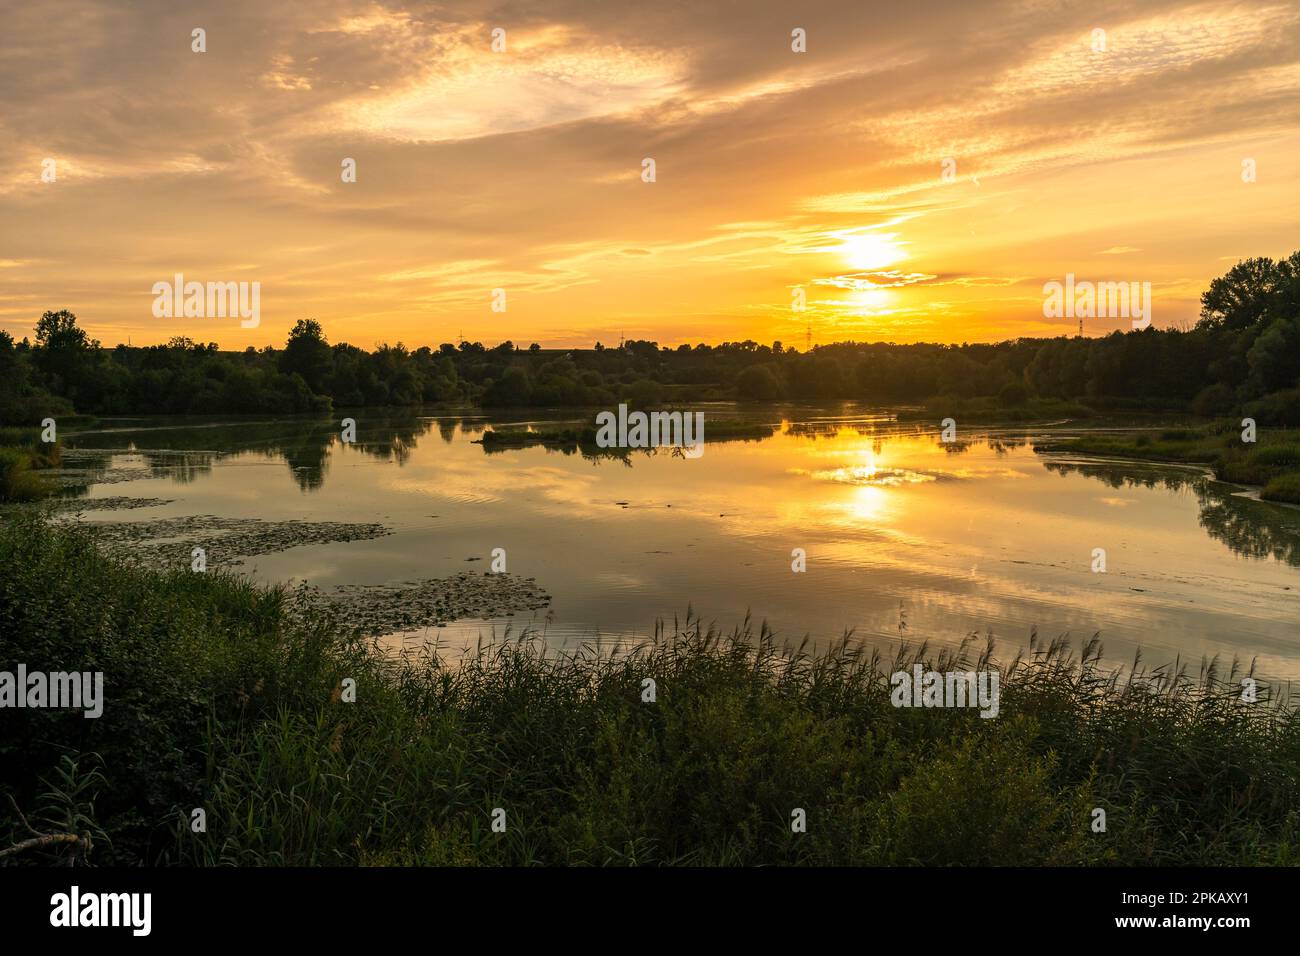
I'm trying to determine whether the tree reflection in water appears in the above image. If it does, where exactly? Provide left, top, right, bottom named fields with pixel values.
left=1043, top=459, right=1300, bottom=568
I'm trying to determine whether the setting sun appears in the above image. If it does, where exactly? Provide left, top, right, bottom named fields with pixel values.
left=837, top=232, right=907, bottom=272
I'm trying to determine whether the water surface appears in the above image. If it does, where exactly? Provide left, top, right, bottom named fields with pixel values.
left=60, top=408, right=1300, bottom=680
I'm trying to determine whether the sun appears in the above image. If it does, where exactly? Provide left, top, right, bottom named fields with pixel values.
left=838, top=232, right=905, bottom=271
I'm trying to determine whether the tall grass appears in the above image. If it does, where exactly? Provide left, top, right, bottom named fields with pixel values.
left=1261, top=473, right=1300, bottom=505
left=0, top=427, right=60, bottom=502
left=2, top=514, right=1297, bottom=866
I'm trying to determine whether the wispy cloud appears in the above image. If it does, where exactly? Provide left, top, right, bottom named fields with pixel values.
left=1, top=0, right=1296, bottom=347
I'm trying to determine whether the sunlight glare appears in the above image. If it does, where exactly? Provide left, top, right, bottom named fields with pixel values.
left=838, top=232, right=905, bottom=271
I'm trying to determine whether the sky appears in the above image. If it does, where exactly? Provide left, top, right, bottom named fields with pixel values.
left=1, top=0, right=1298, bottom=350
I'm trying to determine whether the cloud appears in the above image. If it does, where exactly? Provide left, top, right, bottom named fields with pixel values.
left=816, top=271, right=939, bottom=291
left=1, top=0, right=1297, bottom=347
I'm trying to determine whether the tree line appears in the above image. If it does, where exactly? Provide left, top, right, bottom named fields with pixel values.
left=2, top=252, right=1298, bottom=425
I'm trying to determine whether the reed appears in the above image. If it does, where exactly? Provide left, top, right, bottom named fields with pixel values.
left=2, top=514, right=1297, bottom=866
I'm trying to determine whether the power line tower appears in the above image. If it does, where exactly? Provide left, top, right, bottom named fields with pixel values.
left=805, top=319, right=812, bottom=352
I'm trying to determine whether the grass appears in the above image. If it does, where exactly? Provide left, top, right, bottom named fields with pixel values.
left=480, top=418, right=774, bottom=453
left=2, top=512, right=1298, bottom=866
left=0, top=427, right=60, bottom=502
left=1261, top=473, right=1300, bottom=505
left=1043, top=421, right=1300, bottom=505
left=897, top=396, right=1096, bottom=424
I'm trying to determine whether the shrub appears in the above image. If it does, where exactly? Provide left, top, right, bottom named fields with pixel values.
left=1191, top=383, right=1235, bottom=417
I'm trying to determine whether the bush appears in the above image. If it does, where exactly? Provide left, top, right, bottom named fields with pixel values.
left=1192, top=383, right=1236, bottom=417
left=869, top=721, right=1101, bottom=865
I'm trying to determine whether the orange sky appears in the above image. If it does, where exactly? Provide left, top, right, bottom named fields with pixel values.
left=2, top=0, right=1298, bottom=350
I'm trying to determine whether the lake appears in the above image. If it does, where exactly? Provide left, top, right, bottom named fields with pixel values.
left=55, top=406, right=1300, bottom=680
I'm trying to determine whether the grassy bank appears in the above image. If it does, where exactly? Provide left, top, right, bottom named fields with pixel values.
left=1042, top=422, right=1300, bottom=504
left=0, top=427, right=61, bottom=502
left=2, top=512, right=1298, bottom=866
left=479, top=418, right=774, bottom=453
left=896, top=396, right=1096, bottom=424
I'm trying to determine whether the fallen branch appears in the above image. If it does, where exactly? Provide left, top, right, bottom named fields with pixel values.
left=0, top=833, right=86, bottom=859
left=1, top=794, right=91, bottom=862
